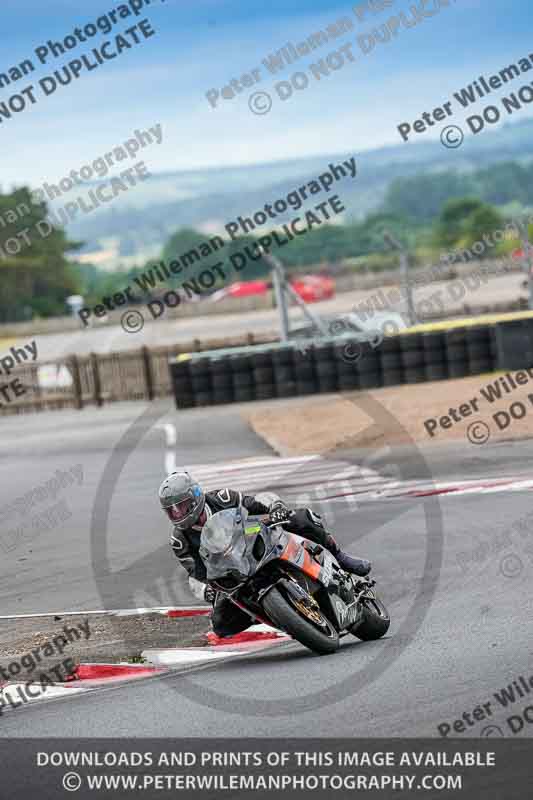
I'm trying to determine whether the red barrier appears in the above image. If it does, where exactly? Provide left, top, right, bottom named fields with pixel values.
left=167, top=608, right=210, bottom=618
left=70, top=663, right=163, bottom=681
left=206, top=630, right=284, bottom=646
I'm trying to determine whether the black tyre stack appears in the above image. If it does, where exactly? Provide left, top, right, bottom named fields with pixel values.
left=400, top=334, right=426, bottom=384
left=356, top=341, right=382, bottom=389
left=230, top=353, right=256, bottom=403
left=422, top=331, right=449, bottom=382
left=494, top=317, right=533, bottom=370
left=313, top=342, right=338, bottom=394
left=169, top=317, right=528, bottom=409
left=190, top=358, right=212, bottom=407
left=465, top=326, right=493, bottom=376
left=272, top=347, right=297, bottom=398
left=253, top=350, right=277, bottom=400
left=333, top=339, right=359, bottom=391
left=445, top=328, right=469, bottom=379
left=380, top=336, right=404, bottom=387
left=210, top=355, right=234, bottom=405
left=291, top=347, right=317, bottom=395
left=171, top=359, right=194, bottom=408
left=489, top=326, right=499, bottom=370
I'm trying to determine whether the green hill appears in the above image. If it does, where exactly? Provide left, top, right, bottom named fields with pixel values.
left=62, top=118, right=533, bottom=268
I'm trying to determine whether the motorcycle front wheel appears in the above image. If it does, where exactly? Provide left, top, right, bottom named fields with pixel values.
left=351, top=594, right=390, bottom=641
left=262, top=586, right=339, bottom=655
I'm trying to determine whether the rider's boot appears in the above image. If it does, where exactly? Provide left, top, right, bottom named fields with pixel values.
left=325, top=535, right=372, bottom=577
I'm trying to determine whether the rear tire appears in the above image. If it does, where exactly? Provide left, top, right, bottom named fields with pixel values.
left=262, top=587, right=339, bottom=655
left=352, top=595, right=390, bottom=641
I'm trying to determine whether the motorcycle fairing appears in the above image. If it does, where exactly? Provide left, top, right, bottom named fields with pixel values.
left=278, top=532, right=322, bottom=581
left=330, top=593, right=362, bottom=630
left=199, top=508, right=365, bottom=633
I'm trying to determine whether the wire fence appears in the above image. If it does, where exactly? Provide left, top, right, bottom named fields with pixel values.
left=0, top=333, right=278, bottom=416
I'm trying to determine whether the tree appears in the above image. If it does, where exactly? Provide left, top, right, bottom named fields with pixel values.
left=0, top=188, right=81, bottom=322
left=357, top=212, right=413, bottom=252
left=224, top=235, right=270, bottom=281
left=462, top=205, right=503, bottom=253
left=73, top=262, right=146, bottom=307
left=162, top=227, right=206, bottom=266
left=474, top=161, right=530, bottom=206
left=432, top=197, right=486, bottom=249
left=384, top=171, right=473, bottom=223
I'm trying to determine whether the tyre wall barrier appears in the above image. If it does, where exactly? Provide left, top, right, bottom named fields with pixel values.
left=169, top=317, right=533, bottom=409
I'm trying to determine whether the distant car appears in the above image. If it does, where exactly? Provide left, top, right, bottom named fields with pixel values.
left=212, top=275, right=335, bottom=303
left=291, top=275, right=335, bottom=303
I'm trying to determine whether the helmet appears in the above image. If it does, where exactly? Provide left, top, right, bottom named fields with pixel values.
left=158, top=471, right=205, bottom=530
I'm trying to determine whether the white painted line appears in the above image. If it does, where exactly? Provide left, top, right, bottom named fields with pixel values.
left=157, top=422, right=177, bottom=475
left=189, top=461, right=362, bottom=479
left=238, top=623, right=279, bottom=635
left=143, top=624, right=289, bottom=666
left=0, top=683, right=89, bottom=713
left=143, top=637, right=289, bottom=667
left=165, top=451, right=177, bottom=475
left=157, top=423, right=177, bottom=448
left=0, top=606, right=207, bottom=621
left=143, top=648, right=237, bottom=667
left=194, top=468, right=380, bottom=486
left=325, top=475, right=533, bottom=502
left=185, top=455, right=321, bottom=471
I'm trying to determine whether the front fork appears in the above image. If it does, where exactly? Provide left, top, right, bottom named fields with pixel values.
left=225, top=594, right=273, bottom=629
left=352, top=576, right=377, bottom=602
left=247, top=576, right=319, bottom=629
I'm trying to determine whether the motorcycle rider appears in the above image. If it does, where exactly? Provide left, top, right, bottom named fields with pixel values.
left=159, top=471, right=371, bottom=638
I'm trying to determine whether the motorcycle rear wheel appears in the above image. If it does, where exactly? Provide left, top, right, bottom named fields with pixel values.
left=351, top=595, right=390, bottom=641
left=262, top=587, right=339, bottom=655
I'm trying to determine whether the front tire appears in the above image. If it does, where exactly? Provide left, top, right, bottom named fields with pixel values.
left=262, top=587, right=339, bottom=655
left=352, top=595, right=390, bottom=641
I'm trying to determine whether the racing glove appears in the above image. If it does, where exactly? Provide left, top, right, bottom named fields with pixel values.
left=189, top=576, right=213, bottom=602
left=204, top=585, right=217, bottom=605
left=269, top=501, right=293, bottom=525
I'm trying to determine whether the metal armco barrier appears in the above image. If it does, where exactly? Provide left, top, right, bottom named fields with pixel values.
left=169, top=316, right=533, bottom=409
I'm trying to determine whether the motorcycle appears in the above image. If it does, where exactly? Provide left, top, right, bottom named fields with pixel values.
left=199, top=506, right=390, bottom=655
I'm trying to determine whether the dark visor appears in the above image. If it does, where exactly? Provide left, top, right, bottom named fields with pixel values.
left=165, top=497, right=196, bottom=523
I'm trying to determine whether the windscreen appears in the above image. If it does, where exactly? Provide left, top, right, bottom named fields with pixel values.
left=199, top=507, right=251, bottom=581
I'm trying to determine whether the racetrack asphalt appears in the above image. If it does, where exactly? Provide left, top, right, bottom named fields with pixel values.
left=1, top=400, right=532, bottom=738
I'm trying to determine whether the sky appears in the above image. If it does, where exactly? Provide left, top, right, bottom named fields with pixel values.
left=1, top=0, right=532, bottom=189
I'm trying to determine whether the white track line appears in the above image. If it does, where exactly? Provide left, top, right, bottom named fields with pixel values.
left=0, top=606, right=207, bottom=620
left=0, top=684, right=90, bottom=714
left=158, top=422, right=177, bottom=474
left=143, top=625, right=289, bottom=667
left=165, top=451, right=177, bottom=475
left=184, top=455, right=321, bottom=471
left=173, top=454, right=533, bottom=503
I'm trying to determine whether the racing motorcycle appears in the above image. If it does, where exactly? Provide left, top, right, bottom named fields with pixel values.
left=199, top=506, right=390, bottom=655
